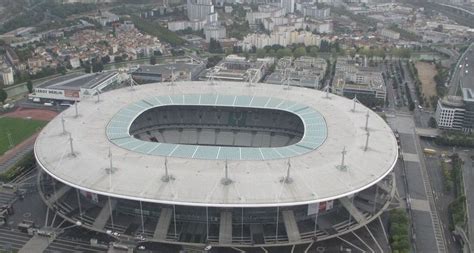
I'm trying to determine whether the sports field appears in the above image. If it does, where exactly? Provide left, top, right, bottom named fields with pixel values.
left=0, top=117, right=47, bottom=155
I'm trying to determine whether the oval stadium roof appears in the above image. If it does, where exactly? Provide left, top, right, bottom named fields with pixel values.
left=35, top=81, right=398, bottom=207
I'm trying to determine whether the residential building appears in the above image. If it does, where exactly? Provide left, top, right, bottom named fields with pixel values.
left=281, top=0, right=295, bottom=13
left=1, top=67, right=14, bottom=86
left=300, top=4, right=331, bottom=19
left=5, top=47, right=19, bottom=67
left=96, top=11, right=119, bottom=26
left=132, top=62, right=206, bottom=84
left=266, top=56, right=327, bottom=88
left=204, top=24, right=226, bottom=42
left=239, top=31, right=321, bottom=50
left=246, top=5, right=285, bottom=26
left=200, top=55, right=274, bottom=82
left=332, top=57, right=386, bottom=107
left=187, top=0, right=214, bottom=21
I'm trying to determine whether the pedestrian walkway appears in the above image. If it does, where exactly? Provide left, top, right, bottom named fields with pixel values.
left=19, top=235, right=53, bottom=253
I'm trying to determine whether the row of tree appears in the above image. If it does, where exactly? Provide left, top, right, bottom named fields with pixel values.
left=388, top=209, right=411, bottom=253
left=131, top=16, right=185, bottom=46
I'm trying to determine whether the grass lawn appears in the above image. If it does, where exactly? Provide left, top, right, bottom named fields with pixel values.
left=0, top=117, right=47, bottom=155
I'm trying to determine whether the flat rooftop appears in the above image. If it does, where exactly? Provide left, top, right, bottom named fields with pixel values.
left=35, top=81, right=398, bottom=207
left=37, top=72, right=117, bottom=91
left=133, top=63, right=203, bottom=75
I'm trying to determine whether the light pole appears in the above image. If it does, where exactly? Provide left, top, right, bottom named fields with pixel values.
left=167, top=66, right=176, bottom=86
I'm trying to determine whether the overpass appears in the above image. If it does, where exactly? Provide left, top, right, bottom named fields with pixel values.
left=415, top=128, right=441, bottom=138
left=437, top=3, right=474, bottom=27
left=439, top=3, right=474, bottom=17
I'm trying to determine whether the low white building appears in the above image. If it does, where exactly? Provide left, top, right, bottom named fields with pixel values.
left=240, top=31, right=322, bottom=50
left=30, top=72, right=121, bottom=102
left=96, top=11, right=119, bottom=26
left=69, top=57, right=81, bottom=69
left=380, top=28, right=400, bottom=40
left=168, top=19, right=207, bottom=31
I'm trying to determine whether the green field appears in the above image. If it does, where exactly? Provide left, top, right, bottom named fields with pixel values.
left=0, top=117, right=47, bottom=155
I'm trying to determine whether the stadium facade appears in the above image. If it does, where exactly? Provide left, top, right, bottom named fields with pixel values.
left=35, top=81, right=398, bottom=249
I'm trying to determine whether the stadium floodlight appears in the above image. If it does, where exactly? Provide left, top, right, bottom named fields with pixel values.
left=209, top=67, right=221, bottom=86
left=337, top=146, right=347, bottom=171
left=351, top=95, right=359, bottom=112
left=95, top=89, right=101, bottom=103
left=365, top=110, right=370, bottom=131
left=129, top=76, right=136, bottom=91
left=284, top=69, right=291, bottom=90
left=61, top=115, right=66, bottom=135
left=74, top=102, right=79, bottom=118
left=108, top=147, right=113, bottom=171
left=323, top=85, right=330, bottom=99
left=162, top=157, right=172, bottom=182
left=105, top=147, right=116, bottom=174
left=221, top=160, right=232, bottom=185
left=364, top=131, right=370, bottom=152
left=68, top=133, right=75, bottom=157
left=284, top=158, right=293, bottom=184
left=167, top=66, right=176, bottom=86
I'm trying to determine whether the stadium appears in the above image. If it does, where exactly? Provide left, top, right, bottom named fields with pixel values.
left=34, top=81, right=398, bottom=250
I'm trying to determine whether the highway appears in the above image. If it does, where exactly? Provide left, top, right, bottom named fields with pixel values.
left=448, top=43, right=474, bottom=96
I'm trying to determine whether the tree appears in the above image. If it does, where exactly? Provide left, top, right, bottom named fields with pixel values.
left=209, top=38, right=223, bottom=54
left=101, top=55, right=111, bottom=64
left=92, top=62, right=104, bottom=73
left=0, top=89, right=7, bottom=104
left=150, top=56, right=157, bottom=65
left=276, top=48, right=292, bottom=58
left=428, top=117, right=437, bottom=128
left=256, top=48, right=266, bottom=58
left=232, top=46, right=243, bottom=54
left=57, top=65, right=67, bottom=75
left=320, top=40, right=330, bottom=52
left=308, top=46, right=319, bottom=57
left=267, top=49, right=276, bottom=57
left=26, top=80, right=33, bottom=93
left=114, top=56, right=123, bottom=63
left=293, top=47, right=307, bottom=58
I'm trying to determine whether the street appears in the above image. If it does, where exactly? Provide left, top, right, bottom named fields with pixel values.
left=385, top=59, right=459, bottom=253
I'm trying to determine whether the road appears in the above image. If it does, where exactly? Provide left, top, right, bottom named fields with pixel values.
left=388, top=113, right=446, bottom=252
left=385, top=59, right=459, bottom=252
left=447, top=43, right=474, bottom=96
